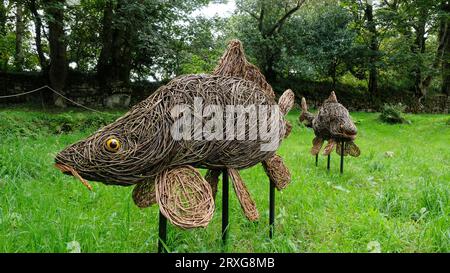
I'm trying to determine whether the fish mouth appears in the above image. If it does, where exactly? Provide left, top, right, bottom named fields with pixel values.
left=54, top=163, right=93, bottom=191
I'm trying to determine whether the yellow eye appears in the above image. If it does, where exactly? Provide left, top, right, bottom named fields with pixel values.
left=106, top=138, right=120, bottom=152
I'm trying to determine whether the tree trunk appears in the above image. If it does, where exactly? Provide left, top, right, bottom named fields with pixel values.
left=97, top=0, right=114, bottom=82
left=440, top=1, right=450, bottom=96
left=365, top=1, right=378, bottom=96
left=28, top=0, right=48, bottom=71
left=419, top=2, right=450, bottom=97
left=413, top=12, right=427, bottom=100
left=0, top=1, right=6, bottom=36
left=265, top=52, right=277, bottom=83
left=14, top=2, right=25, bottom=71
left=0, top=1, right=7, bottom=71
left=330, top=58, right=337, bottom=90
left=244, top=1, right=305, bottom=86
left=97, top=0, right=132, bottom=92
left=45, top=0, right=68, bottom=107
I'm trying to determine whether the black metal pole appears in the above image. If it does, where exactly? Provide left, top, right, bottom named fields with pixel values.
left=269, top=180, right=275, bottom=239
left=327, top=154, right=331, bottom=171
left=222, top=169, right=229, bottom=245
left=158, top=211, right=167, bottom=253
left=340, top=140, right=345, bottom=174
left=315, top=154, right=318, bottom=167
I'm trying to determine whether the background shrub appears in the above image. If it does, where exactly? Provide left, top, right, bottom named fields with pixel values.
left=379, top=103, right=408, bottom=124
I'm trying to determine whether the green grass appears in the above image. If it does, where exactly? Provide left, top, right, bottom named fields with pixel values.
left=0, top=107, right=449, bottom=253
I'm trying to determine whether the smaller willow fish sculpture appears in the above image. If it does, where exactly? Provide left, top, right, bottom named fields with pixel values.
left=299, top=91, right=360, bottom=157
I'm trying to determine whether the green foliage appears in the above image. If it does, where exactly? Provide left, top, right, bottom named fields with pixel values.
left=0, top=1, right=43, bottom=72
left=0, top=32, right=15, bottom=71
left=173, top=17, right=228, bottom=76
left=0, top=0, right=449, bottom=103
left=379, top=103, right=407, bottom=124
left=285, top=4, right=357, bottom=82
left=231, top=0, right=307, bottom=79
left=0, top=109, right=449, bottom=252
left=1, top=0, right=213, bottom=78
left=65, top=0, right=104, bottom=71
left=109, top=0, right=212, bottom=80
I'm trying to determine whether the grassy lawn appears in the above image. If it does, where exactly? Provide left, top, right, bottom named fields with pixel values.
left=0, top=107, right=449, bottom=253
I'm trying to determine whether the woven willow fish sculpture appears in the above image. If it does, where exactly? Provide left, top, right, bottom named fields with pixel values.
left=299, top=91, right=360, bottom=157
left=55, top=41, right=294, bottom=229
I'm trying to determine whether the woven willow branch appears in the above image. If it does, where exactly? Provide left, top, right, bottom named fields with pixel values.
left=156, top=166, right=215, bottom=229
left=228, top=168, right=259, bottom=221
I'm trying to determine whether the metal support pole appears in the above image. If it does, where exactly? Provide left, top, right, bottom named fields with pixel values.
left=269, top=180, right=275, bottom=239
left=222, top=169, right=229, bottom=245
left=327, top=154, right=331, bottom=171
left=158, top=211, right=167, bottom=253
left=315, top=154, right=318, bottom=167
left=340, top=140, right=345, bottom=174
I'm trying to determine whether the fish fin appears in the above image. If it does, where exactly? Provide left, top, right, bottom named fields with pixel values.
left=278, top=89, right=295, bottom=115
left=346, top=141, right=361, bottom=157
left=336, top=141, right=349, bottom=156
left=284, top=120, right=292, bottom=138
left=336, top=141, right=342, bottom=156
left=132, top=179, right=156, bottom=208
left=228, top=168, right=259, bottom=221
left=156, top=166, right=215, bottom=229
left=301, top=97, right=308, bottom=112
left=311, top=137, right=324, bottom=155
left=262, top=154, right=291, bottom=190
left=323, top=139, right=336, bottom=155
left=327, top=91, right=338, bottom=103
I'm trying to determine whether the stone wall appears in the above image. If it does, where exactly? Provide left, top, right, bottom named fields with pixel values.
left=0, top=72, right=448, bottom=113
left=289, top=93, right=448, bottom=114
left=421, top=94, right=449, bottom=114
left=0, top=72, right=161, bottom=108
left=273, top=79, right=449, bottom=114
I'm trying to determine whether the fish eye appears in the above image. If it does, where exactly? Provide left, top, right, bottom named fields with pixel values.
left=105, top=138, right=120, bottom=152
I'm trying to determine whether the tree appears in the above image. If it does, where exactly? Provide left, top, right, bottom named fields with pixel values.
left=14, top=1, right=25, bottom=71
left=298, top=4, right=356, bottom=88
left=0, top=1, right=13, bottom=71
left=65, top=0, right=103, bottom=72
left=44, top=0, right=68, bottom=107
left=96, top=0, right=210, bottom=87
left=97, top=0, right=130, bottom=87
left=234, top=0, right=306, bottom=82
left=438, top=1, right=450, bottom=96
left=172, top=17, right=228, bottom=76
left=0, top=1, right=6, bottom=36
left=342, top=0, right=392, bottom=97
left=365, top=0, right=379, bottom=95
left=381, top=0, right=441, bottom=100
left=27, top=0, right=48, bottom=71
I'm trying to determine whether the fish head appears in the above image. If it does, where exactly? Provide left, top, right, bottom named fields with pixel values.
left=54, top=110, right=162, bottom=187
left=322, top=92, right=357, bottom=141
